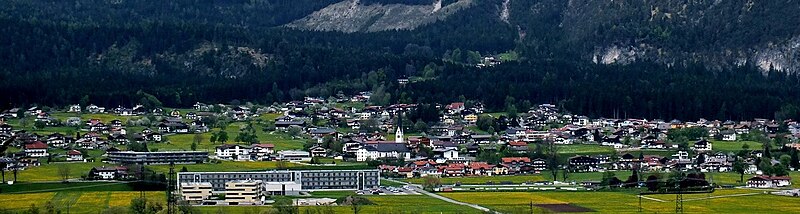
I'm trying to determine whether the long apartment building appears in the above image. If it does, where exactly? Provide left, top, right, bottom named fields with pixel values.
left=177, top=169, right=380, bottom=193
left=107, top=151, right=208, bottom=165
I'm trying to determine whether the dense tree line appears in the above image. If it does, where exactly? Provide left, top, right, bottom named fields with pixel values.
left=2, top=0, right=800, bottom=121
left=401, top=60, right=800, bottom=121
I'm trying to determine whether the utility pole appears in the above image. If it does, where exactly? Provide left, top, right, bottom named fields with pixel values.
left=638, top=193, right=642, bottom=213
left=529, top=201, right=534, bottom=214
left=167, top=162, right=176, bottom=214
left=675, top=184, right=683, bottom=214
left=139, top=162, right=145, bottom=199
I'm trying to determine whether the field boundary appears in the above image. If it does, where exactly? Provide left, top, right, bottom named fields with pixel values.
left=4, top=182, right=133, bottom=194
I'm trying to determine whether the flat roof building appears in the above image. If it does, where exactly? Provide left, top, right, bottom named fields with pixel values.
left=107, top=151, right=208, bottom=165
left=178, top=169, right=379, bottom=193
left=180, top=182, right=213, bottom=204
left=225, top=180, right=264, bottom=205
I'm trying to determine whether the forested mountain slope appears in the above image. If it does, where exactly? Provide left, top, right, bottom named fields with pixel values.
left=518, top=0, right=800, bottom=73
left=1, top=0, right=800, bottom=121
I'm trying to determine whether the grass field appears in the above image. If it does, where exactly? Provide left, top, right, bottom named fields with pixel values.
left=147, top=161, right=300, bottom=174
left=0, top=182, right=134, bottom=193
left=557, top=144, right=615, bottom=155
left=152, top=121, right=307, bottom=152
left=711, top=140, right=759, bottom=152
left=193, top=195, right=479, bottom=214
left=0, top=191, right=166, bottom=213
left=440, top=189, right=800, bottom=213
left=381, top=179, right=406, bottom=187
left=50, top=112, right=144, bottom=124
left=12, top=162, right=108, bottom=182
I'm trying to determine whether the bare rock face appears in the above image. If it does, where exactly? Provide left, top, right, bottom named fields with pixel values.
left=285, top=0, right=473, bottom=33
left=557, top=0, right=800, bottom=73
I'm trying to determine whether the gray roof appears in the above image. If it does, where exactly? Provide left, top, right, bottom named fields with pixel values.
left=367, top=143, right=409, bottom=153
left=276, top=121, right=306, bottom=126
left=310, top=127, right=337, bottom=134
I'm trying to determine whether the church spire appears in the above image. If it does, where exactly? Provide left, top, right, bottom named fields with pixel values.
left=395, top=112, right=404, bottom=143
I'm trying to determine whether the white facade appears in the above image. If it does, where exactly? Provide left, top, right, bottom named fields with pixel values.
left=356, top=148, right=379, bottom=162
left=444, top=150, right=459, bottom=160
left=264, top=182, right=302, bottom=196
left=722, top=133, right=737, bottom=141
left=356, top=147, right=411, bottom=162
left=216, top=145, right=250, bottom=161
left=25, top=148, right=48, bottom=158
left=96, top=171, right=116, bottom=180
left=67, top=154, right=84, bottom=162
left=278, top=150, right=311, bottom=161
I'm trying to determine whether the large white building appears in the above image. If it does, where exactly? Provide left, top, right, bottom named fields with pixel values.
left=215, top=144, right=250, bottom=161
left=356, top=142, right=411, bottom=162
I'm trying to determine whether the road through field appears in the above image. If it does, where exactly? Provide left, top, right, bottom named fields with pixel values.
left=387, top=179, right=497, bottom=213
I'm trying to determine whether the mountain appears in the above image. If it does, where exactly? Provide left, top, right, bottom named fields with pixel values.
left=519, top=0, right=800, bottom=73
left=285, top=0, right=473, bottom=33
left=1, top=0, right=800, bottom=120
left=285, top=0, right=800, bottom=73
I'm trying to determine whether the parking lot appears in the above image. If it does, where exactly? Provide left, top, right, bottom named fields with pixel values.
left=355, top=185, right=420, bottom=195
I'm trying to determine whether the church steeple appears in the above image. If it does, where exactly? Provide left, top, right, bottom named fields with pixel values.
left=395, top=112, right=404, bottom=143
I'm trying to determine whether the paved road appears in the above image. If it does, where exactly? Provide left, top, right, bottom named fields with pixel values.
left=387, top=179, right=497, bottom=213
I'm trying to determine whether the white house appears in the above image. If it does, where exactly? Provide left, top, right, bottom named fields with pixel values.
left=24, top=141, right=49, bottom=158
left=747, top=176, right=792, bottom=188
left=721, top=130, right=737, bottom=141
left=89, top=166, right=127, bottom=180
left=693, top=140, right=713, bottom=151
left=215, top=144, right=250, bottom=161
left=250, top=144, right=275, bottom=161
left=67, top=150, right=84, bottom=162
left=443, top=149, right=459, bottom=160
left=68, top=105, right=82, bottom=112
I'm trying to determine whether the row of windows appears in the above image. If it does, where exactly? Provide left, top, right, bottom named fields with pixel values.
left=182, top=191, right=207, bottom=194
left=200, top=174, right=292, bottom=179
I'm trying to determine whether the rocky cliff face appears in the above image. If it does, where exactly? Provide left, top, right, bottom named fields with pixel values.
left=285, top=0, right=473, bottom=33
left=285, top=0, right=800, bottom=72
left=553, top=0, right=800, bottom=73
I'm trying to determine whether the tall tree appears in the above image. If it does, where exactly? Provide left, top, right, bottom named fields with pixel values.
left=545, top=141, right=560, bottom=181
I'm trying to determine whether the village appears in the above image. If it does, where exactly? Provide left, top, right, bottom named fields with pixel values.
left=2, top=92, right=800, bottom=213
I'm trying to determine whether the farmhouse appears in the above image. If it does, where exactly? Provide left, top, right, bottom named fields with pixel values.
left=569, top=156, right=601, bottom=172
left=67, top=150, right=84, bottom=162
left=89, top=166, right=129, bottom=180
left=250, top=144, right=275, bottom=160
left=24, top=141, right=48, bottom=158
left=746, top=176, right=792, bottom=188
left=502, top=157, right=533, bottom=174
left=694, top=140, right=713, bottom=151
